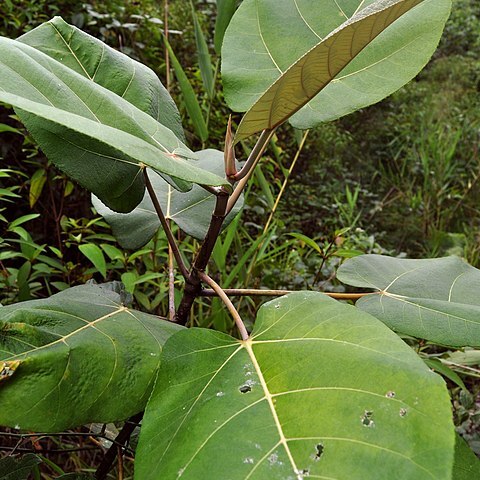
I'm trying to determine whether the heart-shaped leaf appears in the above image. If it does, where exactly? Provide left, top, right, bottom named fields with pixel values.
left=18, top=16, right=185, bottom=140
left=0, top=36, right=227, bottom=212
left=93, top=150, right=243, bottom=249
left=0, top=284, right=182, bottom=431
left=337, top=255, right=480, bottom=347
left=136, top=292, right=454, bottom=479
left=222, top=0, right=451, bottom=141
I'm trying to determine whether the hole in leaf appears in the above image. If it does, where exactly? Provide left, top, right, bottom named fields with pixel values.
left=239, top=384, right=252, bottom=393
left=299, top=468, right=310, bottom=475
left=399, top=408, right=407, bottom=417
left=313, top=443, right=324, bottom=461
left=385, top=391, right=396, bottom=398
left=361, top=410, right=375, bottom=427
left=268, top=452, right=283, bottom=466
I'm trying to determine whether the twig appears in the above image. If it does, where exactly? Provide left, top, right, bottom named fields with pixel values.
left=95, top=412, right=143, bottom=480
left=198, top=272, right=249, bottom=340
left=200, top=288, right=374, bottom=301
left=232, top=129, right=274, bottom=182
left=117, top=446, right=124, bottom=480
left=143, top=169, right=190, bottom=279
left=168, top=239, right=176, bottom=321
left=226, top=129, right=276, bottom=214
left=0, top=446, right=100, bottom=453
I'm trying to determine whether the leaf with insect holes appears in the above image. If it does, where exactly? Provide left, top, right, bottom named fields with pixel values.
left=0, top=284, right=182, bottom=431
left=222, top=0, right=451, bottom=141
left=337, top=255, right=480, bottom=347
left=135, top=292, right=454, bottom=479
left=93, top=150, right=244, bottom=249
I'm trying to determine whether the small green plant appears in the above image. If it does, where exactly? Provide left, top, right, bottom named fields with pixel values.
left=1, top=1, right=480, bottom=479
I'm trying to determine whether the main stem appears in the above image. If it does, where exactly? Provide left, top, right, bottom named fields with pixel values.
left=173, top=129, right=274, bottom=325
left=175, top=193, right=229, bottom=324
left=95, top=412, right=143, bottom=480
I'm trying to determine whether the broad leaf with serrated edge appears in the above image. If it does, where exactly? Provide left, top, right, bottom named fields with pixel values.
left=223, top=0, right=451, bottom=141
left=0, top=35, right=227, bottom=212
left=18, top=17, right=185, bottom=140
left=337, top=255, right=480, bottom=347
left=136, top=292, right=454, bottom=479
left=92, top=150, right=243, bottom=248
left=0, top=284, right=182, bottom=431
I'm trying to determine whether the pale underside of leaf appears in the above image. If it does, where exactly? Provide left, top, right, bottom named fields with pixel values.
left=223, top=0, right=451, bottom=142
left=234, top=0, right=425, bottom=141
left=93, top=150, right=243, bottom=248
left=337, top=255, right=480, bottom=347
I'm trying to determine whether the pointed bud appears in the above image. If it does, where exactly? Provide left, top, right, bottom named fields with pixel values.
left=224, top=115, right=237, bottom=178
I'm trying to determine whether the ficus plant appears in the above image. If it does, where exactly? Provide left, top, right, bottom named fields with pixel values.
left=1, top=0, right=479, bottom=478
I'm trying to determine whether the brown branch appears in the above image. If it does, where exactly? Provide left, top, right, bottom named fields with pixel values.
left=175, top=193, right=229, bottom=324
left=143, top=169, right=190, bottom=280
left=200, top=288, right=375, bottom=301
left=95, top=412, right=143, bottom=480
left=168, top=235, right=176, bottom=321
left=198, top=272, right=249, bottom=341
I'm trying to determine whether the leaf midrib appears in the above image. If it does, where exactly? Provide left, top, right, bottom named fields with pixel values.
left=5, top=306, right=128, bottom=361
left=244, top=339, right=302, bottom=479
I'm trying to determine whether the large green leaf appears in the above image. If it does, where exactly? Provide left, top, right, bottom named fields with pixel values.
left=223, top=0, right=451, bottom=141
left=453, top=435, right=480, bottom=480
left=337, top=255, right=480, bottom=347
left=0, top=284, right=182, bottom=431
left=136, top=292, right=454, bottom=479
left=18, top=16, right=185, bottom=140
left=0, top=36, right=226, bottom=212
left=92, top=150, right=243, bottom=249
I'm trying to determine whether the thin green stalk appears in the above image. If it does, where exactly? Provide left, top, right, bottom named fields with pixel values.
left=263, top=130, right=309, bottom=234
left=198, top=271, right=249, bottom=340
